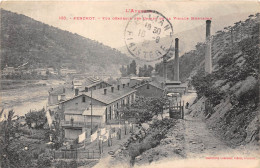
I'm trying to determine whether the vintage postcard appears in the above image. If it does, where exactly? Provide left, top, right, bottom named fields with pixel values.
left=0, top=0, right=259, bottom=168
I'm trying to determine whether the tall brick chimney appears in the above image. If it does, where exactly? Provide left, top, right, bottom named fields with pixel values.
left=205, top=20, right=212, bottom=74
left=104, top=88, right=107, bottom=95
left=123, top=84, right=125, bottom=88
left=117, top=85, right=120, bottom=90
left=174, top=38, right=179, bottom=81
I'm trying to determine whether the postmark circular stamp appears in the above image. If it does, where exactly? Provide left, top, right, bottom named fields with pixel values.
left=124, top=10, right=173, bottom=62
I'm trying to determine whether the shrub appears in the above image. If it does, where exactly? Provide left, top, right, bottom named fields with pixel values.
left=37, top=151, right=53, bottom=168
left=25, top=108, right=47, bottom=129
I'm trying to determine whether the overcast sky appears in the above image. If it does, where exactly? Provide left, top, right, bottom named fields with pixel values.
left=1, top=1, right=259, bottom=49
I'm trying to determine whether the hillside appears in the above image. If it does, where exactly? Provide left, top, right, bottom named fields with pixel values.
left=190, top=13, right=259, bottom=146
left=155, top=13, right=259, bottom=82
left=0, top=9, right=131, bottom=74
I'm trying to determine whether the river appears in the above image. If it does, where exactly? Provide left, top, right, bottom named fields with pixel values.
left=0, top=79, right=65, bottom=119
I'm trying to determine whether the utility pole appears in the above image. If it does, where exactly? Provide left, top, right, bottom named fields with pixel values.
left=163, top=55, right=167, bottom=89
left=91, top=89, right=93, bottom=134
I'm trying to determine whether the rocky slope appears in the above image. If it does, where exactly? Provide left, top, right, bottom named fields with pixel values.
left=190, top=13, right=259, bottom=146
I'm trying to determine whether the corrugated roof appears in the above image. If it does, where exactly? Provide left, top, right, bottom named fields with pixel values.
left=82, top=106, right=106, bottom=116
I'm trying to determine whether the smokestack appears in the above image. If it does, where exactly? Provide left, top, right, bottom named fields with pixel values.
left=117, top=85, right=120, bottom=90
left=174, top=38, right=179, bottom=81
left=205, top=20, right=212, bottom=74
left=75, top=88, right=79, bottom=96
left=111, top=86, right=114, bottom=93
left=104, top=88, right=107, bottom=95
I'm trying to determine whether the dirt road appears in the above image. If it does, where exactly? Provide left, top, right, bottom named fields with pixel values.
left=134, top=92, right=259, bottom=168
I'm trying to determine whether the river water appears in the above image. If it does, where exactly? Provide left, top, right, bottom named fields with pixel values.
left=0, top=79, right=65, bottom=119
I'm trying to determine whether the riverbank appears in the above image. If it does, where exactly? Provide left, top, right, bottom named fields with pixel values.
left=0, top=79, right=65, bottom=118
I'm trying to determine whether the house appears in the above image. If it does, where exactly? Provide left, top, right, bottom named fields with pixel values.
left=164, top=80, right=188, bottom=96
left=2, top=66, right=15, bottom=75
left=35, top=68, right=47, bottom=76
left=59, top=84, right=136, bottom=139
left=118, top=76, right=152, bottom=88
left=60, top=68, right=77, bottom=76
left=48, top=87, right=66, bottom=106
left=135, top=81, right=164, bottom=98
left=81, top=76, right=111, bottom=91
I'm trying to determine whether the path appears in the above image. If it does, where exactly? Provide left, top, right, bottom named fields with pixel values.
left=179, top=92, right=259, bottom=168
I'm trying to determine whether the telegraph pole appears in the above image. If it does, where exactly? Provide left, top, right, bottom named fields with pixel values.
left=91, top=89, right=93, bottom=134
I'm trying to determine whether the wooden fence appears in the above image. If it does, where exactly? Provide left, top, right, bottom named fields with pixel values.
left=53, top=149, right=101, bottom=160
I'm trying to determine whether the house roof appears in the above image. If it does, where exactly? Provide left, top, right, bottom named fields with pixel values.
left=49, top=87, right=65, bottom=95
left=83, top=85, right=136, bottom=104
left=61, top=85, right=136, bottom=105
left=81, top=77, right=111, bottom=88
left=82, top=106, right=106, bottom=116
left=135, top=81, right=164, bottom=90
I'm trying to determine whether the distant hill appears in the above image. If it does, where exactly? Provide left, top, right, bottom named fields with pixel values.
left=0, top=9, right=132, bottom=75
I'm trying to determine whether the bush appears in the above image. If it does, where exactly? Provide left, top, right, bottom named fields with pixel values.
left=55, top=160, right=77, bottom=168
left=25, top=108, right=47, bottom=129
left=37, top=151, right=53, bottom=168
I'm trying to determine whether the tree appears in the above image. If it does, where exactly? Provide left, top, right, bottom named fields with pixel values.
left=120, top=65, right=127, bottom=77
left=129, top=60, right=137, bottom=75
left=25, top=108, right=47, bottom=129
left=0, top=110, right=33, bottom=168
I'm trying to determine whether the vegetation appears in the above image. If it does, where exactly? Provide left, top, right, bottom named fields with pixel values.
left=123, top=118, right=177, bottom=166
left=0, top=109, right=34, bottom=168
left=138, top=64, right=154, bottom=77
left=120, top=60, right=137, bottom=77
left=190, top=13, right=259, bottom=145
left=119, top=96, right=169, bottom=124
left=25, top=108, right=47, bottom=129
left=1, top=9, right=131, bottom=74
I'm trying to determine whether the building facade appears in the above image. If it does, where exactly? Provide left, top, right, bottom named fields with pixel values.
left=59, top=84, right=136, bottom=139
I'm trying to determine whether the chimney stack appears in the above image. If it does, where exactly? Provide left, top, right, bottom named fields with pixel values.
left=127, top=83, right=130, bottom=87
left=111, top=86, right=114, bottom=93
left=117, top=85, right=120, bottom=90
left=85, top=87, right=89, bottom=92
left=174, top=38, right=179, bottom=81
left=104, top=88, right=107, bottom=95
left=205, top=20, right=212, bottom=74
left=123, top=84, right=125, bottom=88
left=75, top=88, right=79, bottom=96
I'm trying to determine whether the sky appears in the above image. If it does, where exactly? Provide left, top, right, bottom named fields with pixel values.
left=1, top=0, right=259, bottom=49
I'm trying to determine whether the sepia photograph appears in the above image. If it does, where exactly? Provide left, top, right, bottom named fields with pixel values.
left=0, top=0, right=259, bottom=167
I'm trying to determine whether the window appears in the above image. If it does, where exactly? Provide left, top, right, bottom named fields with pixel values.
left=147, top=84, right=150, bottom=89
left=109, top=106, right=112, bottom=120
left=82, top=96, right=86, bottom=102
